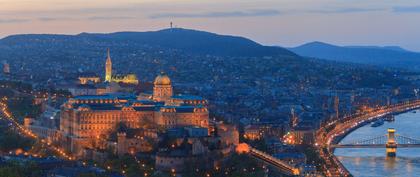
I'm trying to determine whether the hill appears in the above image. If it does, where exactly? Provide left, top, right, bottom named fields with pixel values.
left=289, top=41, right=420, bottom=70
left=0, top=28, right=297, bottom=58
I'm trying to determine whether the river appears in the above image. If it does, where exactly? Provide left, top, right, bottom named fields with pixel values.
left=334, top=110, right=420, bottom=177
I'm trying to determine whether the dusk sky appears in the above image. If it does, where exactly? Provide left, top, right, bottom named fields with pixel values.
left=1, top=0, right=420, bottom=51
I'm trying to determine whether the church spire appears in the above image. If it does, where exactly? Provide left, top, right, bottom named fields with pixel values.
left=107, top=48, right=110, bottom=59
left=105, top=48, right=112, bottom=82
left=106, top=48, right=112, bottom=63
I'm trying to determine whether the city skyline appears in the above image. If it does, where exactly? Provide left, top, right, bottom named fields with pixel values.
left=1, top=1, right=420, bottom=177
left=1, top=0, right=420, bottom=51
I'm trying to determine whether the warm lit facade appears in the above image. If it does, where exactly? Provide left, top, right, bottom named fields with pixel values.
left=153, top=73, right=173, bottom=102
left=78, top=73, right=101, bottom=85
left=110, top=74, right=139, bottom=85
left=243, top=125, right=262, bottom=140
left=59, top=74, right=209, bottom=156
left=104, top=49, right=139, bottom=85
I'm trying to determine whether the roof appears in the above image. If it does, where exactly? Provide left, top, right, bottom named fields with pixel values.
left=70, top=93, right=206, bottom=113
left=160, top=105, right=198, bottom=113
left=75, top=104, right=121, bottom=110
left=73, top=94, right=115, bottom=100
left=131, top=100, right=162, bottom=106
left=73, top=93, right=137, bottom=100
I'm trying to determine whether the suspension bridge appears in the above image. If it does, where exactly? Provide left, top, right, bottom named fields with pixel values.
left=315, top=99, right=420, bottom=176
left=332, top=128, right=420, bottom=156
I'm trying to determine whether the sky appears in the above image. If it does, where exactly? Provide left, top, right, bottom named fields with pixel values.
left=1, top=0, right=420, bottom=51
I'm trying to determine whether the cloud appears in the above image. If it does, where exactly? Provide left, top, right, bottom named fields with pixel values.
left=149, top=9, right=281, bottom=19
left=149, top=7, right=385, bottom=19
left=36, top=16, right=135, bottom=22
left=0, top=19, right=29, bottom=23
left=306, top=7, right=385, bottom=14
left=38, top=17, right=57, bottom=21
left=37, top=17, right=71, bottom=21
left=393, top=6, right=420, bottom=13
left=87, top=16, right=136, bottom=21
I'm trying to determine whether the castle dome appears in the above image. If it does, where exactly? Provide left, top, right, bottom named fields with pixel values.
left=154, top=73, right=171, bottom=85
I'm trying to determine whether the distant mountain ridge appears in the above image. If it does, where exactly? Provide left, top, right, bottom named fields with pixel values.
left=0, top=28, right=297, bottom=58
left=289, top=41, right=420, bottom=70
left=345, top=45, right=409, bottom=52
left=2, top=29, right=419, bottom=70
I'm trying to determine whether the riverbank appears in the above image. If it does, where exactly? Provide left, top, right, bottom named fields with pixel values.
left=335, top=110, right=420, bottom=176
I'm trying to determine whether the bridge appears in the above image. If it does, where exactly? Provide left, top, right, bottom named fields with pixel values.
left=315, top=99, right=420, bottom=177
left=236, top=143, right=300, bottom=176
left=332, top=128, right=420, bottom=157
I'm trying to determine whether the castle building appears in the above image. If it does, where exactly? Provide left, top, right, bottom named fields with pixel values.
left=154, top=123, right=239, bottom=172
left=59, top=74, right=209, bottom=157
left=104, top=49, right=139, bottom=85
left=153, top=73, right=173, bottom=102
left=68, top=50, right=139, bottom=96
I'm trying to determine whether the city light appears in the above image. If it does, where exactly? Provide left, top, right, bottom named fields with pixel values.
left=0, top=9, right=417, bottom=176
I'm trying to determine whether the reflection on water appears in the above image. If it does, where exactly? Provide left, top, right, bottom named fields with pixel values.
left=334, top=110, right=420, bottom=177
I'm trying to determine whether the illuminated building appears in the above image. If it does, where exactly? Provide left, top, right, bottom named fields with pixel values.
left=153, top=73, right=173, bottom=102
left=78, top=73, right=101, bottom=85
left=104, top=49, right=139, bottom=85
left=114, top=126, right=156, bottom=156
left=290, top=128, right=315, bottom=145
left=283, top=132, right=296, bottom=145
left=155, top=139, right=213, bottom=172
left=69, top=50, right=139, bottom=96
left=243, top=123, right=286, bottom=141
left=24, top=107, right=61, bottom=144
left=155, top=123, right=239, bottom=172
left=243, top=125, right=262, bottom=140
left=59, top=74, right=209, bottom=157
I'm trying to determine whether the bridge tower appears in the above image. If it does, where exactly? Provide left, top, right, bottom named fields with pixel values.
left=386, top=128, right=397, bottom=157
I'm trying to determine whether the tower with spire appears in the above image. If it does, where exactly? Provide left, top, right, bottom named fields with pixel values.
left=105, top=48, right=112, bottom=82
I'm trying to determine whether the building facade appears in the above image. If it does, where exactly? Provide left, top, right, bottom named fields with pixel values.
left=59, top=74, right=209, bottom=157
left=78, top=73, right=101, bottom=85
left=104, top=49, right=139, bottom=85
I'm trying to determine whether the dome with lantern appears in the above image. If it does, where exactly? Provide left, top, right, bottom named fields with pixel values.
left=154, top=72, right=171, bottom=85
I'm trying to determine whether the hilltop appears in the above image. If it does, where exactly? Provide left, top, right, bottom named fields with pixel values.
left=289, top=41, right=420, bottom=70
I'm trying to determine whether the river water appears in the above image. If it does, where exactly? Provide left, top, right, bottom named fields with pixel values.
left=334, top=110, right=420, bottom=177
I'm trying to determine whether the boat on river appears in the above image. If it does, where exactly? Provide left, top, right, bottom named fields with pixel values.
left=384, top=115, right=395, bottom=122
left=371, top=119, right=384, bottom=127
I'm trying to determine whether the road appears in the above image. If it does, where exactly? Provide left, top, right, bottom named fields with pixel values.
left=0, top=97, right=74, bottom=161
